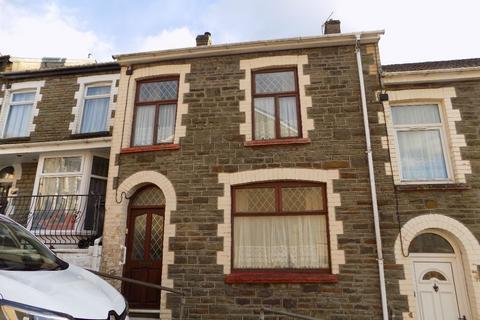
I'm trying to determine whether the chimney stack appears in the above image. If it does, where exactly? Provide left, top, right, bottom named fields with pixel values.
left=196, top=32, right=212, bottom=46
left=324, top=19, right=341, bottom=35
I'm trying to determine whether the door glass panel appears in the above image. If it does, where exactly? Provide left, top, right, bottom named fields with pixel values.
left=132, top=214, right=146, bottom=260
left=422, top=271, right=447, bottom=281
left=150, top=215, right=164, bottom=261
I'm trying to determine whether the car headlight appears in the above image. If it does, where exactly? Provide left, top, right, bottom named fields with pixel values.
left=0, top=300, right=71, bottom=320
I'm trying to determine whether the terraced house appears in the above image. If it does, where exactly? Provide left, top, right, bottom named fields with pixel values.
left=0, top=56, right=119, bottom=265
left=2, top=20, right=480, bottom=320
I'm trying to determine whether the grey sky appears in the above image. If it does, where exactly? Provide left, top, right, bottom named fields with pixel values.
left=0, top=0, right=479, bottom=64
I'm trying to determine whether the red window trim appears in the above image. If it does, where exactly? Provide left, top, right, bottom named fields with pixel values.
left=251, top=68, right=302, bottom=141
left=121, top=144, right=180, bottom=154
left=131, top=76, right=180, bottom=148
left=244, top=137, right=311, bottom=147
left=225, top=271, right=337, bottom=284
left=231, top=181, right=331, bottom=274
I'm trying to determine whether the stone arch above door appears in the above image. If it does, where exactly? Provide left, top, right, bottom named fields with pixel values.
left=394, top=214, right=480, bottom=319
left=104, top=170, right=176, bottom=319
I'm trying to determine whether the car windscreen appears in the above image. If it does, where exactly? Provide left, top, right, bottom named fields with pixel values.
left=0, top=220, right=68, bottom=271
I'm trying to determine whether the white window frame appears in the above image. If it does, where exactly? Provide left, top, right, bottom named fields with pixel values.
left=70, top=74, right=119, bottom=134
left=391, top=102, right=454, bottom=183
left=78, top=82, right=113, bottom=134
left=0, top=80, right=45, bottom=139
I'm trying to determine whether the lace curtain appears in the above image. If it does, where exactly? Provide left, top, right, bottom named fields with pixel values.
left=5, top=104, right=32, bottom=138
left=80, top=97, right=110, bottom=133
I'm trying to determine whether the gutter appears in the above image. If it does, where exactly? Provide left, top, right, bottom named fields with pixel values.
left=114, top=30, right=384, bottom=65
left=382, top=66, right=480, bottom=84
left=0, top=137, right=111, bottom=155
left=355, top=34, right=389, bottom=320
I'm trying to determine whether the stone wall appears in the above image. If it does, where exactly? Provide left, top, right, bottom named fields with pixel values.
left=102, top=44, right=388, bottom=319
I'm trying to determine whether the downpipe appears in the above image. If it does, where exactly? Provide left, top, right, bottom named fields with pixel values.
left=355, top=33, right=389, bottom=320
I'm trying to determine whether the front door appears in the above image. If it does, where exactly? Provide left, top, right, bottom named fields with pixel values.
left=413, top=260, right=466, bottom=320
left=123, top=208, right=164, bottom=309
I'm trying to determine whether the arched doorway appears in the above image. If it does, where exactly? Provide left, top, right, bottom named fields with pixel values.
left=0, top=166, right=14, bottom=198
left=122, top=185, right=165, bottom=309
left=409, top=232, right=472, bottom=320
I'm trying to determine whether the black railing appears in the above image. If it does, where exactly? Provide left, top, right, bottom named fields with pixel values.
left=0, top=194, right=104, bottom=247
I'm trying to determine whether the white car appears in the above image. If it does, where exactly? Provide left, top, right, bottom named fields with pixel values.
left=0, top=214, right=128, bottom=320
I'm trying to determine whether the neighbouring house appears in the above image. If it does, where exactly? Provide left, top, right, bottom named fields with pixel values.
left=101, top=22, right=392, bottom=319
left=0, top=57, right=120, bottom=268
left=377, top=58, right=480, bottom=320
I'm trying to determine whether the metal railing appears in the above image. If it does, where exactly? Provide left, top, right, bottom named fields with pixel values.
left=260, top=307, right=320, bottom=320
left=88, top=270, right=186, bottom=320
left=0, top=194, right=104, bottom=247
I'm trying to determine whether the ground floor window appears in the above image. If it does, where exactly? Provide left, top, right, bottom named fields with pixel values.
left=232, top=181, right=329, bottom=271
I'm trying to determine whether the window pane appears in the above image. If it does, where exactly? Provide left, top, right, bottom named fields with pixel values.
left=157, top=104, right=176, bottom=143
left=150, top=214, right=164, bottom=261
left=279, top=96, right=299, bottom=137
left=43, top=157, right=81, bottom=173
left=138, top=80, right=178, bottom=102
left=131, top=186, right=166, bottom=207
left=235, top=187, right=275, bottom=213
left=80, top=97, right=110, bottom=133
left=282, top=186, right=323, bottom=212
left=38, top=176, right=81, bottom=195
left=254, top=97, right=275, bottom=140
left=12, top=92, right=35, bottom=102
left=397, top=130, right=448, bottom=180
left=4, top=104, right=32, bottom=138
left=86, top=86, right=111, bottom=96
left=234, top=215, right=328, bottom=269
left=391, top=105, right=441, bottom=125
left=91, top=157, right=109, bottom=177
left=409, top=233, right=454, bottom=254
left=255, top=71, right=295, bottom=94
left=132, top=214, right=147, bottom=260
left=133, top=105, right=155, bottom=146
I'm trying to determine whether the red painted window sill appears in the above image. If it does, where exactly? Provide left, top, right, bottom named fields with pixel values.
left=225, top=271, right=337, bottom=284
left=121, top=144, right=180, bottom=154
left=244, top=138, right=311, bottom=147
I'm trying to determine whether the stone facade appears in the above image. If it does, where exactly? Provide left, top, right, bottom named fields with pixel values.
left=102, top=40, right=388, bottom=319
left=377, top=76, right=480, bottom=319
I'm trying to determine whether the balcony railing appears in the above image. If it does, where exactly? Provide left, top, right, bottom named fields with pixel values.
left=0, top=194, right=104, bottom=247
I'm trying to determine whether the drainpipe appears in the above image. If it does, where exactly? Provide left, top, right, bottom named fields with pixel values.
left=92, top=236, right=103, bottom=271
left=355, top=33, right=389, bottom=320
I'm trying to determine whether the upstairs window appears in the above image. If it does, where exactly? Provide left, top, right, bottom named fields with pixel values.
left=252, top=69, right=301, bottom=140
left=80, top=84, right=111, bottom=133
left=132, top=78, right=178, bottom=146
left=391, top=104, right=450, bottom=181
left=232, top=182, right=329, bottom=271
left=3, top=91, right=36, bottom=138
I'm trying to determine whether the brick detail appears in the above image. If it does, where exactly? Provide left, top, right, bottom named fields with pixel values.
left=381, top=87, right=472, bottom=184
left=239, top=55, right=314, bottom=141
left=217, top=168, right=344, bottom=274
left=394, top=214, right=480, bottom=319
left=102, top=170, right=177, bottom=319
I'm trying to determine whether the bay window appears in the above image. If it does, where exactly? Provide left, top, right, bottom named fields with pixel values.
left=232, top=182, right=329, bottom=271
left=252, top=69, right=301, bottom=140
left=3, top=91, right=35, bottom=138
left=79, top=84, right=112, bottom=133
left=132, top=78, right=178, bottom=146
left=391, top=104, right=450, bottom=181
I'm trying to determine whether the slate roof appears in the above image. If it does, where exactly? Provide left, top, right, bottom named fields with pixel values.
left=383, top=58, right=480, bottom=72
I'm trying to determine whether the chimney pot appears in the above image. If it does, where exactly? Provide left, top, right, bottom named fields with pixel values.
left=196, top=32, right=212, bottom=46
left=324, top=19, right=341, bottom=34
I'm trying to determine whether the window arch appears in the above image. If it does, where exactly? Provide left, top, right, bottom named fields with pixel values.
left=232, top=181, right=329, bottom=271
left=409, top=232, right=454, bottom=254
left=130, top=185, right=166, bottom=208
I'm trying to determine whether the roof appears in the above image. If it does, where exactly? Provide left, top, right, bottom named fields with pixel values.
left=383, top=58, right=480, bottom=72
left=0, top=62, right=120, bottom=80
left=114, top=30, right=384, bottom=65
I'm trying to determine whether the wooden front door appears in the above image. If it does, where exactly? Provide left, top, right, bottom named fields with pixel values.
left=123, top=208, right=164, bottom=309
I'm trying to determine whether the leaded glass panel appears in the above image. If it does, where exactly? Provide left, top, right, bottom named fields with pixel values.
left=139, top=80, right=178, bottom=102
left=150, top=215, right=164, bottom=261
left=282, top=187, right=323, bottom=212
left=235, top=187, right=275, bottom=213
left=131, top=186, right=166, bottom=207
left=132, top=214, right=146, bottom=260
left=255, top=71, right=295, bottom=94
